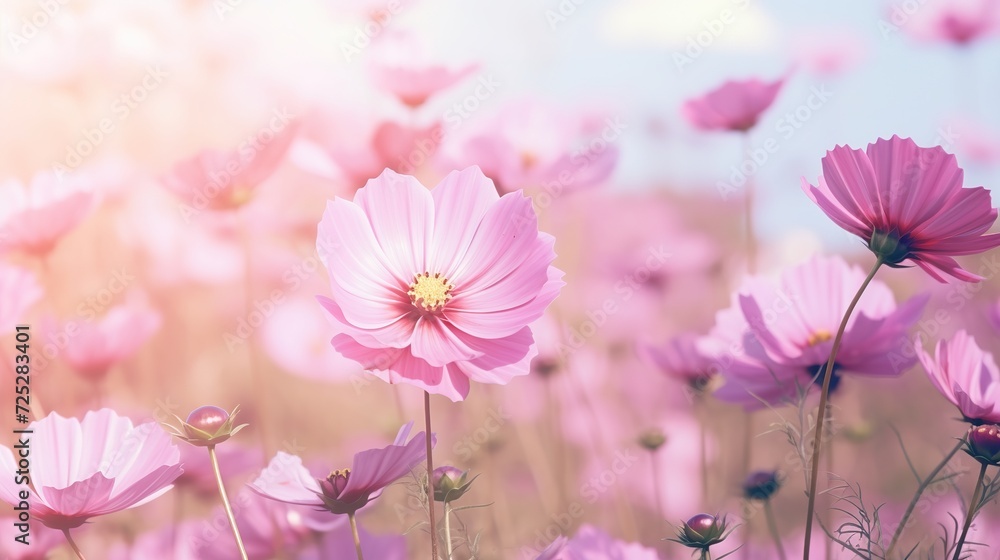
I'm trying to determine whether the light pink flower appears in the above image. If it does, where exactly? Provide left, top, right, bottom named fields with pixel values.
left=0, top=409, right=182, bottom=530
left=367, top=32, right=477, bottom=107
left=317, top=166, right=564, bottom=401
left=642, top=333, right=715, bottom=389
left=161, top=121, right=297, bottom=213
left=0, top=172, right=94, bottom=255
left=0, top=521, right=61, bottom=560
left=530, top=524, right=659, bottom=559
left=900, top=0, right=999, bottom=45
left=803, top=135, right=1000, bottom=282
left=440, top=99, right=619, bottom=194
left=0, top=264, right=42, bottom=332
left=916, top=330, right=1000, bottom=424
left=61, top=300, right=161, bottom=381
left=250, top=422, right=432, bottom=516
left=708, top=255, right=927, bottom=409
left=681, top=77, right=785, bottom=132
left=198, top=491, right=324, bottom=558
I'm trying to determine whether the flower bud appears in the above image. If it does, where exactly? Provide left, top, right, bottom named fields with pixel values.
left=669, top=513, right=731, bottom=550
left=742, top=470, right=781, bottom=501
left=965, top=424, right=1000, bottom=466
left=638, top=428, right=667, bottom=451
left=432, top=466, right=475, bottom=503
left=164, top=405, right=248, bottom=447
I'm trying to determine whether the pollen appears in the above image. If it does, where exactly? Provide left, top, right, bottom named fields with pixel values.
left=408, top=272, right=454, bottom=311
left=806, top=330, right=832, bottom=346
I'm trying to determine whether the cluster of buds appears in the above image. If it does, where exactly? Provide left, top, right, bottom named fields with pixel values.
left=163, top=405, right=248, bottom=447
left=965, top=424, right=1000, bottom=466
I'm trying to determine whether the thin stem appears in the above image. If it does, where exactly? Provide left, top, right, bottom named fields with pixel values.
left=699, top=399, right=709, bottom=505
left=650, top=450, right=665, bottom=521
left=802, top=258, right=884, bottom=559
left=425, top=391, right=439, bottom=560
left=349, top=512, right=365, bottom=560
left=444, top=502, right=454, bottom=559
left=700, top=549, right=711, bottom=560
left=764, top=500, right=787, bottom=560
left=885, top=437, right=965, bottom=557
left=62, top=529, right=88, bottom=560
left=952, top=462, right=988, bottom=560
left=209, top=445, right=249, bottom=560
left=742, top=131, right=757, bottom=274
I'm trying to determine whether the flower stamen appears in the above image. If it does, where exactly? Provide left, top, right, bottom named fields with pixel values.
left=408, top=272, right=454, bottom=311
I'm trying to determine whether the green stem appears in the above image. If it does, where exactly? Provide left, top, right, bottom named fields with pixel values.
left=62, top=528, right=88, bottom=560
left=349, top=512, right=365, bottom=560
left=885, top=437, right=965, bottom=557
left=952, top=462, right=988, bottom=560
left=444, top=502, right=454, bottom=559
left=764, top=500, right=787, bottom=560
left=209, top=445, right=248, bottom=560
left=802, top=258, right=884, bottom=559
left=425, top=391, right=439, bottom=559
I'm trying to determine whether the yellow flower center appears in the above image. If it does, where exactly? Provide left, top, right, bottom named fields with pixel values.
left=408, top=272, right=454, bottom=311
left=806, top=330, right=832, bottom=347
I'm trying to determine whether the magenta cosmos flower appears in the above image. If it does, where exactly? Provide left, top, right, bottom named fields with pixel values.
left=317, top=166, right=564, bottom=401
left=916, top=330, right=1000, bottom=424
left=708, top=255, right=927, bottom=409
left=0, top=172, right=94, bottom=255
left=803, top=135, right=1000, bottom=282
left=901, top=0, right=999, bottom=45
left=250, top=422, right=432, bottom=516
left=681, top=77, right=785, bottom=132
left=0, top=409, right=182, bottom=530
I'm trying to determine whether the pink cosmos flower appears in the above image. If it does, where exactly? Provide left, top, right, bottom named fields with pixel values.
left=642, top=333, right=716, bottom=390
left=317, top=166, right=564, bottom=401
left=440, top=99, right=619, bottom=194
left=161, top=120, right=298, bottom=214
left=0, top=409, right=182, bottom=530
left=530, top=524, right=659, bottom=559
left=197, top=491, right=324, bottom=558
left=708, top=255, right=927, bottom=409
left=916, top=330, right=1000, bottom=424
left=250, top=422, right=432, bottom=516
left=0, top=521, right=61, bottom=560
left=802, top=135, right=1000, bottom=282
left=367, top=32, right=477, bottom=108
left=900, top=0, right=999, bottom=45
left=60, top=300, right=161, bottom=381
left=681, top=77, right=785, bottom=132
left=0, top=172, right=94, bottom=255
left=0, top=264, right=42, bottom=332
